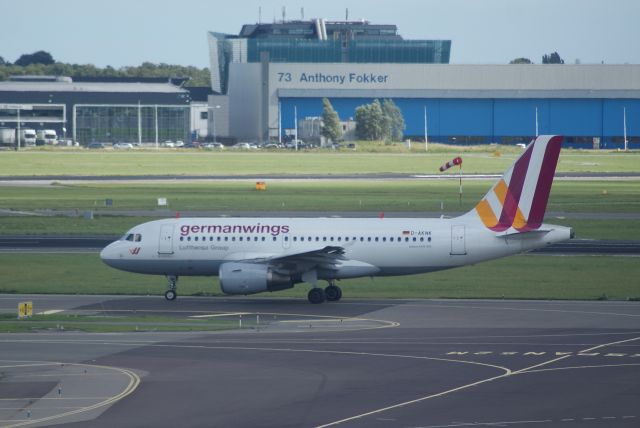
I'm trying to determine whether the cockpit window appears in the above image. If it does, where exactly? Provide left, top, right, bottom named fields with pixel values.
left=121, top=233, right=141, bottom=242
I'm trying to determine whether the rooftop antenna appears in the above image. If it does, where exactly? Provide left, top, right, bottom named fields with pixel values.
left=301, top=7, right=304, bottom=20
left=258, top=6, right=262, bottom=23
left=346, top=8, right=349, bottom=21
left=282, top=6, right=286, bottom=23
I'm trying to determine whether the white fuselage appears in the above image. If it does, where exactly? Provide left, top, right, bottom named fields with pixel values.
left=100, top=215, right=572, bottom=279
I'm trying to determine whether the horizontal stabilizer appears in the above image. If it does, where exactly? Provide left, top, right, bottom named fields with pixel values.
left=496, top=230, right=551, bottom=239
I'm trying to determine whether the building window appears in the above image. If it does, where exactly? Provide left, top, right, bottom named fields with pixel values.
left=200, top=111, right=208, bottom=120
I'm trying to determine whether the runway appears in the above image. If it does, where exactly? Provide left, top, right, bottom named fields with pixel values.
left=0, top=295, right=639, bottom=427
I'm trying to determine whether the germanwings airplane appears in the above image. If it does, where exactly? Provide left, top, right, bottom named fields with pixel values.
left=100, top=135, right=573, bottom=304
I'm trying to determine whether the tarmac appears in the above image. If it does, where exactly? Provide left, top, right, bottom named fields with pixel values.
left=0, top=295, right=639, bottom=427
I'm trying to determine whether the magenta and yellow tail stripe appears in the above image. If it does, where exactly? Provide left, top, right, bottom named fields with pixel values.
left=473, top=135, right=563, bottom=232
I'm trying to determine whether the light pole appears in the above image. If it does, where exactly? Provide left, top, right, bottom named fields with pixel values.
left=209, top=105, right=221, bottom=143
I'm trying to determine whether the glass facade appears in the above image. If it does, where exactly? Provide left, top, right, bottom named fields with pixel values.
left=74, top=105, right=189, bottom=145
left=209, top=22, right=451, bottom=94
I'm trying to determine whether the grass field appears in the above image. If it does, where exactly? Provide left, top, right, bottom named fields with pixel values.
left=1, top=149, right=637, bottom=303
left=0, top=253, right=637, bottom=301
left=0, top=313, right=237, bottom=333
left=1, top=180, right=638, bottom=238
left=1, top=180, right=638, bottom=213
left=1, top=148, right=640, bottom=176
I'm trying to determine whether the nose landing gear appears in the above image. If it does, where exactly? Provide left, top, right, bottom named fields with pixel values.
left=165, top=275, right=178, bottom=301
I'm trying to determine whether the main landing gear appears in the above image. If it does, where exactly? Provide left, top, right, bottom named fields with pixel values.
left=165, top=275, right=178, bottom=301
left=307, top=280, right=342, bottom=304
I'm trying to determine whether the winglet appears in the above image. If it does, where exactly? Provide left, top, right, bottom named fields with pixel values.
left=472, top=135, right=563, bottom=232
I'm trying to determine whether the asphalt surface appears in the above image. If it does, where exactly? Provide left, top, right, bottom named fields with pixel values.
left=0, top=295, right=639, bottom=427
left=1, top=236, right=639, bottom=256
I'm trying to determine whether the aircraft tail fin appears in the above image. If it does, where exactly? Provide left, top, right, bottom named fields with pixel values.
left=471, top=135, right=563, bottom=232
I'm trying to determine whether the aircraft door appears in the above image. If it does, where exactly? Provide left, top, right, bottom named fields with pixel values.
left=158, top=224, right=174, bottom=254
left=450, top=224, right=466, bottom=255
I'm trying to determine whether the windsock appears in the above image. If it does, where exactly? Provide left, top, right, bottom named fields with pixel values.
left=439, top=157, right=462, bottom=172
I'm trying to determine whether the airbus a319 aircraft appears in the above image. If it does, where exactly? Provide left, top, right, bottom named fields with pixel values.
left=101, top=135, right=573, bottom=304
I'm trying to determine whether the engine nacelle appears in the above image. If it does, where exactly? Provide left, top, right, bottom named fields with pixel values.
left=219, top=262, right=293, bottom=295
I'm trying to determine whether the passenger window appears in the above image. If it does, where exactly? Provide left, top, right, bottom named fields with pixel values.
left=337, top=237, right=342, bottom=242
left=261, top=237, right=266, bottom=241
left=293, top=237, right=297, bottom=242
left=330, top=237, right=334, bottom=242
left=217, top=236, right=221, bottom=241
left=315, top=237, right=319, bottom=241
left=225, top=237, right=228, bottom=241
left=239, top=237, right=243, bottom=241
left=412, top=237, right=417, bottom=242
left=420, top=237, right=424, bottom=241
left=405, top=237, right=409, bottom=242
left=180, top=237, right=184, bottom=241
left=272, top=236, right=277, bottom=241
left=232, top=237, right=236, bottom=241
left=375, top=237, right=379, bottom=242
left=367, top=237, right=371, bottom=242
left=187, top=237, right=191, bottom=241
left=323, top=237, right=327, bottom=242
left=382, top=237, right=386, bottom=242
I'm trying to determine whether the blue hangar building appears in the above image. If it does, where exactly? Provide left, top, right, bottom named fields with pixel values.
left=207, top=19, right=639, bottom=148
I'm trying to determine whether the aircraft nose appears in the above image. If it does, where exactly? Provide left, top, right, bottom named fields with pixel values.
left=100, top=242, right=120, bottom=267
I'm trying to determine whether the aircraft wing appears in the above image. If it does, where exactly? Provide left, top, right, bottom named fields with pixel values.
left=250, top=246, right=347, bottom=275
left=268, top=246, right=346, bottom=274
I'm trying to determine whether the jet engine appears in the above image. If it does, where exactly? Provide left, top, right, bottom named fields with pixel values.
left=219, top=262, right=293, bottom=295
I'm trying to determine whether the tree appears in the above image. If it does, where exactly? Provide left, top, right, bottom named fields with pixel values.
left=509, top=57, right=532, bottom=64
left=382, top=99, right=405, bottom=141
left=0, top=56, right=6, bottom=66
left=542, top=51, right=564, bottom=64
left=320, top=98, right=342, bottom=142
left=355, top=99, right=405, bottom=141
left=14, top=50, right=55, bottom=66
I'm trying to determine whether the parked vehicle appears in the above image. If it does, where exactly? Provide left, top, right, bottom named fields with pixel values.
left=230, top=142, right=251, bottom=150
left=87, top=143, right=105, bottom=149
left=22, top=129, right=37, bottom=145
left=0, top=128, right=15, bottom=145
left=113, top=142, right=134, bottom=149
left=203, top=142, right=224, bottom=150
left=262, top=143, right=280, bottom=149
left=162, top=140, right=175, bottom=148
left=36, top=129, right=57, bottom=145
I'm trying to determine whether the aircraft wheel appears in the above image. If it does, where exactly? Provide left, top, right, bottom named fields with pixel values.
left=308, top=287, right=326, bottom=304
left=325, top=285, right=342, bottom=302
left=165, top=289, right=177, bottom=301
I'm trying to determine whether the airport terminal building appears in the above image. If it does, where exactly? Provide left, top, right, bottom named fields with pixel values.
left=209, top=19, right=640, bottom=148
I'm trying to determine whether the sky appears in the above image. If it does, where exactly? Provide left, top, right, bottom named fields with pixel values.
left=1, top=0, right=639, bottom=68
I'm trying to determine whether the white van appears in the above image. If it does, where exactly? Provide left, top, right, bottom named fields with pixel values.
left=22, top=129, right=37, bottom=146
left=36, top=129, right=57, bottom=145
